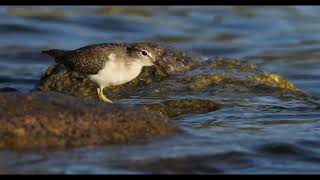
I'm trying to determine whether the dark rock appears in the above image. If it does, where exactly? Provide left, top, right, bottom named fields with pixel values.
left=0, top=92, right=178, bottom=150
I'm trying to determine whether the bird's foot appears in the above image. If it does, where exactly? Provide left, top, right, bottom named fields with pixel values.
left=97, top=87, right=113, bottom=103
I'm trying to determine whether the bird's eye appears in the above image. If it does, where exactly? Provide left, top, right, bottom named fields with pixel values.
left=141, top=50, right=148, bottom=56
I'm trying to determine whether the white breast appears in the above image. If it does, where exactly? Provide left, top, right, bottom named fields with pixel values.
left=88, top=53, right=144, bottom=88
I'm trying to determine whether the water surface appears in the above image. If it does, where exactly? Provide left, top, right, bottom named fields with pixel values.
left=0, top=6, right=320, bottom=174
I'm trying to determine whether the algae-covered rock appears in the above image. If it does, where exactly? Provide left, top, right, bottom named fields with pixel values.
left=36, top=42, right=203, bottom=99
left=144, top=99, right=220, bottom=118
left=187, top=58, right=304, bottom=95
left=35, top=48, right=306, bottom=117
left=36, top=64, right=168, bottom=99
left=36, top=55, right=302, bottom=98
left=0, top=92, right=178, bottom=150
left=248, top=73, right=300, bottom=93
left=210, top=57, right=263, bottom=73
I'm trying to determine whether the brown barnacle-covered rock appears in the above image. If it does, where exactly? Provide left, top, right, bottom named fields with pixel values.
left=0, top=92, right=179, bottom=150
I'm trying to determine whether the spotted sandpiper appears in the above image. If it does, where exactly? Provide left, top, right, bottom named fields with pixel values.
left=42, top=42, right=165, bottom=103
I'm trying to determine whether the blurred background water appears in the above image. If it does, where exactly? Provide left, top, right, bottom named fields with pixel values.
left=0, top=6, right=320, bottom=174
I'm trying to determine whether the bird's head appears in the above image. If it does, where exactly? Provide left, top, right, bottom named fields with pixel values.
left=129, top=42, right=167, bottom=71
left=135, top=48, right=156, bottom=67
left=129, top=44, right=156, bottom=66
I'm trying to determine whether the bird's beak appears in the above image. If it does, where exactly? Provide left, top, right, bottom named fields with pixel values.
left=153, top=61, right=161, bottom=68
left=153, top=61, right=169, bottom=76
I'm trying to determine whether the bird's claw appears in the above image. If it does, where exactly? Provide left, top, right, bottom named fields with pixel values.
left=97, top=87, right=113, bottom=103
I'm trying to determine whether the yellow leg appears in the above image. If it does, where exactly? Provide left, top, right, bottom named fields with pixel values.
left=97, top=87, right=101, bottom=100
left=97, top=87, right=113, bottom=103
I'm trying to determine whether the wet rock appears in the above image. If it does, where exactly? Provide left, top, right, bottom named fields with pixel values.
left=210, top=57, right=263, bottom=73
left=179, top=72, right=303, bottom=96
left=179, top=58, right=305, bottom=96
left=36, top=64, right=98, bottom=98
left=35, top=64, right=168, bottom=99
left=182, top=75, right=236, bottom=91
left=36, top=56, right=302, bottom=98
left=248, top=73, right=300, bottom=93
left=0, top=92, right=178, bottom=150
left=35, top=54, right=306, bottom=116
left=36, top=43, right=203, bottom=99
left=155, top=44, right=203, bottom=73
left=144, top=99, right=220, bottom=118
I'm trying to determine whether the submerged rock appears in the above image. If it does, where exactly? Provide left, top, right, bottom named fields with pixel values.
left=36, top=56, right=303, bottom=97
left=0, top=92, right=178, bottom=150
left=248, top=73, right=300, bottom=93
left=144, top=99, right=220, bottom=118
left=36, top=48, right=307, bottom=117
left=170, top=58, right=305, bottom=97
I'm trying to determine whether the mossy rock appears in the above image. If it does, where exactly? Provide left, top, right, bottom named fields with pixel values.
left=35, top=56, right=306, bottom=114
left=36, top=63, right=169, bottom=99
left=248, top=73, right=301, bottom=93
left=144, top=99, right=220, bottom=118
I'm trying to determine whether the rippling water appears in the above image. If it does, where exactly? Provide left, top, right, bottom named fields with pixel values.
left=0, top=6, right=320, bottom=174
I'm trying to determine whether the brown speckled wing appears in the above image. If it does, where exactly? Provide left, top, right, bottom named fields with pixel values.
left=53, top=43, right=128, bottom=75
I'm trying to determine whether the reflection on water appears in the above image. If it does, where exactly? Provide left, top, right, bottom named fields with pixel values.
left=0, top=6, right=320, bottom=173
